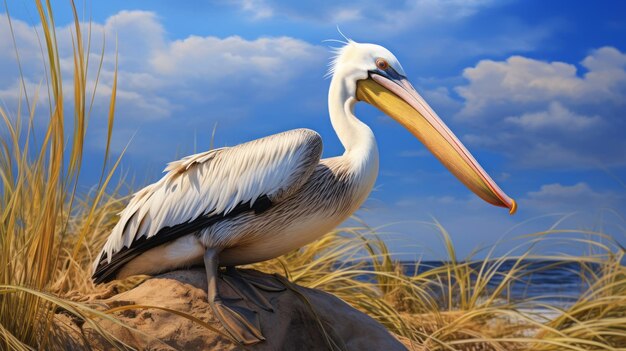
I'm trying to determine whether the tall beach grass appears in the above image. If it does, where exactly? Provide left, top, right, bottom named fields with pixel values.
left=1, top=1, right=625, bottom=350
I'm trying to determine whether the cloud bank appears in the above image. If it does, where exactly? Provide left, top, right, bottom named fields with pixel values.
left=455, top=47, right=626, bottom=168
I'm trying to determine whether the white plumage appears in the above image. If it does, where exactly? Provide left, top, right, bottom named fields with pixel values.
left=94, top=129, right=322, bottom=271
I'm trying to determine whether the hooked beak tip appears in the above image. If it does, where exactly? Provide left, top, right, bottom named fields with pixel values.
left=509, top=199, right=518, bottom=215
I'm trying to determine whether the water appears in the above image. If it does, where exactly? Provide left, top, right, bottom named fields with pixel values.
left=398, top=259, right=592, bottom=310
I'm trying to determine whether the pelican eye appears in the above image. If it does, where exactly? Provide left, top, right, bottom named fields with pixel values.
left=376, top=58, right=389, bottom=70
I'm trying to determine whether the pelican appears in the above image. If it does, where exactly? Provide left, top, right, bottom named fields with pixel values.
left=92, top=40, right=516, bottom=344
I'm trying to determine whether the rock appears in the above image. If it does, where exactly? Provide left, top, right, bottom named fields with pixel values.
left=60, top=268, right=407, bottom=350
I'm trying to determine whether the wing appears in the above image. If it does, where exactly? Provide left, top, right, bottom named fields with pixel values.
left=92, top=129, right=322, bottom=282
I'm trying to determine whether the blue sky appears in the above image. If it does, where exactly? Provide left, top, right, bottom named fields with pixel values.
left=2, top=0, right=625, bottom=259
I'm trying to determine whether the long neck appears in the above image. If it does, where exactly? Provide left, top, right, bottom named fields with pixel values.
left=328, top=73, right=379, bottom=192
left=328, top=75, right=377, bottom=157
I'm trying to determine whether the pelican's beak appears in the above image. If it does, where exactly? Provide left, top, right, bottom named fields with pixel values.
left=356, top=74, right=517, bottom=214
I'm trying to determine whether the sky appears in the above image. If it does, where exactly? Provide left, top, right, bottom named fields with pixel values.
left=1, top=0, right=625, bottom=260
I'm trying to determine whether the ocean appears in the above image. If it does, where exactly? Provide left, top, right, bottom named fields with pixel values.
left=398, top=260, right=589, bottom=312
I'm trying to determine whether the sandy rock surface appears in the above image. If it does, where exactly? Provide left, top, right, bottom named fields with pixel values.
left=56, top=268, right=408, bottom=350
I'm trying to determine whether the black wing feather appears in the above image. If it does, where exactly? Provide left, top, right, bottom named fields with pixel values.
left=92, top=195, right=272, bottom=283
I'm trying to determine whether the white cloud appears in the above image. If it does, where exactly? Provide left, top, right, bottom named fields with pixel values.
left=151, top=35, right=324, bottom=84
left=0, top=16, right=40, bottom=58
left=0, top=11, right=170, bottom=120
left=102, top=11, right=167, bottom=64
left=0, top=10, right=327, bottom=162
left=232, top=0, right=274, bottom=19
left=0, top=10, right=325, bottom=112
left=453, top=47, right=626, bottom=168
left=523, top=182, right=622, bottom=212
left=0, top=78, right=41, bottom=102
left=229, top=0, right=495, bottom=33
left=581, top=46, right=626, bottom=74
left=360, top=180, right=626, bottom=260
left=505, top=102, right=602, bottom=131
left=528, top=182, right=598, bottom=199
left=227, top=0, right=553, bottom=72
left=330, top=8, right=363, bottom=23
left=457, top=47, right=626, bottom=118
left=393, top=182, right=622, bottom=216
left=362, top=0, right=494, bottom=33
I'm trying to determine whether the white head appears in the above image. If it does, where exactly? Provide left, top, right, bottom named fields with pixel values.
left=328, top=40, right=517, bottom=215
left=329, top=41, right=406, bottom=95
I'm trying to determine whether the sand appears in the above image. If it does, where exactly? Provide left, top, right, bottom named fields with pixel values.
left=55, top=268, right=410, bottom=350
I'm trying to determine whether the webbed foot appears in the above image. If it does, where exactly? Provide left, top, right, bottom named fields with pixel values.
left=211, top=297, right=265, bottom=344
left=221, top=266, right=286, bottom=312
left=204, top=249, right=267, bottom=345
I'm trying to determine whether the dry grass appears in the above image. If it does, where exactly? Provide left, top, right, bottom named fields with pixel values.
left=0, top=0, right=126, bottom=349
left=1, top=1, right=625, bottom=350
left=250, top=224, right=626, bottom=351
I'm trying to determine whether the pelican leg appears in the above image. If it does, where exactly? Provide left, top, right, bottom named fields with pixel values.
left=203, top=249, right=265, bottom=345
